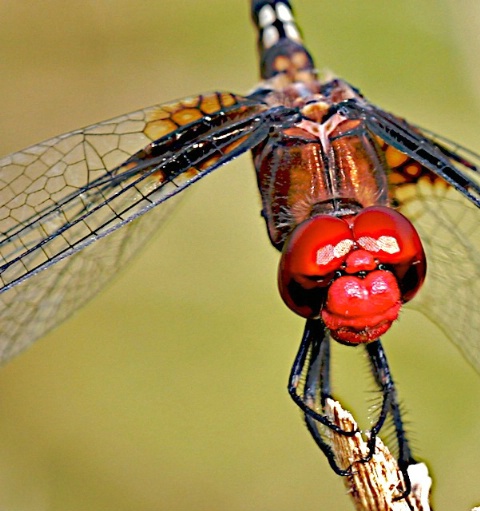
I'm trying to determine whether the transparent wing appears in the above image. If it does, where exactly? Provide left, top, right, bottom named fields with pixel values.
left=0, top=91, right=270, bottom=363
left=339, top=100, right=480, bottom=372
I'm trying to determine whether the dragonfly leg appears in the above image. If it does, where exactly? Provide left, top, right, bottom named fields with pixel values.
left=288, top=319, right=358, bottom=436
left=303, top=331, right=353, bottom=476
left=303, top=413, right=352, bottom=476
left=365, top=340, right=417, bottom=498
left=288, top=319, right=357, bottom=475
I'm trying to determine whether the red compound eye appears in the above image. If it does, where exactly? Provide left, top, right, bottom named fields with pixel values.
left=352, top=206, right=426, bottom=302
left=278, top=215, right=354, bottom=318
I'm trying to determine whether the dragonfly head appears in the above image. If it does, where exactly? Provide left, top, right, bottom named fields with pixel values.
left=278, top=206, right=426, bottom=344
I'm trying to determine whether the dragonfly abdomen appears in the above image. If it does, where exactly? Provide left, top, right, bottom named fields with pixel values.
left=251, top=0, right=316, bottom=84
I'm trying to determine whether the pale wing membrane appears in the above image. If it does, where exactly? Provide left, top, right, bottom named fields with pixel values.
left=404, top=182, right=480, bottom=372
left=0, top=204, right=174, bottom=362
left=340, top=101, right=480, bottom=372
left=0, top=92, right=269, bottom=362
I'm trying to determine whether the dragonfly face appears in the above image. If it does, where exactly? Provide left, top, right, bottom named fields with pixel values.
left=0, top=0, right=479, bottom=506
left=278, top=206, right=426, bottom=343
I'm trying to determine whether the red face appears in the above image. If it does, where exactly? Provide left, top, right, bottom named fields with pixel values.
left=278, top=206, right=426, bottom=344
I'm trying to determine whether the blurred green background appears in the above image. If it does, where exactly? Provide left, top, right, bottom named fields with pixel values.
left=0, top=1, right=479, bottom=510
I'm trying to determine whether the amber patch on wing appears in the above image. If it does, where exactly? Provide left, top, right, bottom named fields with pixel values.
left=144, top=119, right=178, bottom=140
left=200, top=95, right=222, bottom=114
left=144, top=93, right=243, bottom=142
left=385, top=145, right=409, bottom=168
left=375, top=136, right=449, bottom=207
left=171, top=108, right=203, bottom=125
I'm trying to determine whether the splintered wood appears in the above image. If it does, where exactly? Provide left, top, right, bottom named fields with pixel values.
left=324, top=399, right=433, bottom=511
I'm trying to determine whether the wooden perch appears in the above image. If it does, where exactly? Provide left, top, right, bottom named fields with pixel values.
left=324, top=399, right=433, bottom=511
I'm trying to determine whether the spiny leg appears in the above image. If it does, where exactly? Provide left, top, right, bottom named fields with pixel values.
left=288, top=319, right=356, bottom=435
left=365, top=340, right=416, bottom=497
left=288, top=319, right=356, bottom=475
left=303, top=330, right=353, bottom=476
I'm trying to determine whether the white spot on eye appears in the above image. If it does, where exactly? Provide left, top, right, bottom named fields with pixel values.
left=316, top=245, right=335, bottom=265
left=284, top=22, right=301, bottom=42
left=358, top=235, right=400, bottom=254
left=258, top=4, right=276, bottom=28
left=335, top=239, right=355, bottom=258
left=276, top=3, right=294, bottom=22
left=377, top=236, right=400, bottom=254
left=316, top=239, right=354, bottom=265
left=263, top=25, right=279, bottom=48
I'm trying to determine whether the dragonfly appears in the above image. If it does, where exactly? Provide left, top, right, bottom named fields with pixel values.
left=0, top=0, right=479, bottom=497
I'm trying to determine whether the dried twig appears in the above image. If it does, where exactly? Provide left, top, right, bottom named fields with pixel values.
left=324, top=399, right=433, bottom=511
